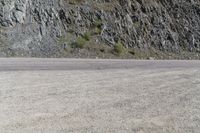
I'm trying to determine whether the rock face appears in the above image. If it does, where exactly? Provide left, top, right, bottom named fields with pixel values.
left=0, top=0, right=200, bottom=58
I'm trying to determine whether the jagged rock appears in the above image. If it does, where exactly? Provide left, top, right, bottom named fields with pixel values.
left=0, top=0, right=199, bottom=58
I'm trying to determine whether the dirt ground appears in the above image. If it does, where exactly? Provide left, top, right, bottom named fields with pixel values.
left=0, top=59, right=200, bottom=133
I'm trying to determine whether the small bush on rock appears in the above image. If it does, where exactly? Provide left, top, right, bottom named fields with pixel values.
left=73, top=37, right=87, bottom=48
left=83, top=32, right=91, bottom=41
left=114, top=41, right=125, bottom=55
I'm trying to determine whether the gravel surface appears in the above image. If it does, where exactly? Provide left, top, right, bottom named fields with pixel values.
left=0, top=59, right=200, bottom=133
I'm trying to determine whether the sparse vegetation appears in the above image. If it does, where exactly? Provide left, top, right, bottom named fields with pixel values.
left=82, top=32, right=91, bottom=41
left=90, top=19, right=103, bottom=35
left=90, top=1, right=119, bottom=11
left=57, top=33, right=72, bottom=44
left=93, top=19, right=103, bottom=29
left=132, top=21, right=140, bottom=28
left=68, top=0, right=84, bottom=4
left=114, top=41, right=126, bottom=55
left=94, top=27, right=102, bottom=35
left=72, top=36, right=87, bottom=49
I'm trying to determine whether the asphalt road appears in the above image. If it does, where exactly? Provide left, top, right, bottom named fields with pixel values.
left=0, top=58, right=200, bottom=71
left=0, top=58, right=200, bottom=133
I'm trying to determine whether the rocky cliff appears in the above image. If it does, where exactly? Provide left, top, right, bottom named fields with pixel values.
left=0, top=0, right=200, bottom=59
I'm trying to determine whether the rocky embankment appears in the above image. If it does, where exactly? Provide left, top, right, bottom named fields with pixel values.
left=0, top=0, right=200, bottom=59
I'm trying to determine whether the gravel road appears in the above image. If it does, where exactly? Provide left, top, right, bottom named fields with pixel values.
left=0, top=58, right=200, bottom=133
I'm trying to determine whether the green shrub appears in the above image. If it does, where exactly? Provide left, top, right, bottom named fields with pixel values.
left=83, top=32, right=91, bottom=41
left=94, top=27, right=102, bottom=35
left=93, top=19, right=103, bottom=28
left=73, top=37, right=87, bottom=48
left=114, top=41, right=125, bottom=55
left=133, top=21, right=140, bottom=28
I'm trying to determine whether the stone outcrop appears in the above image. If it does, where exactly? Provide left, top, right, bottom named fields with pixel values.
left=0, top=0, right=200, bottom=58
